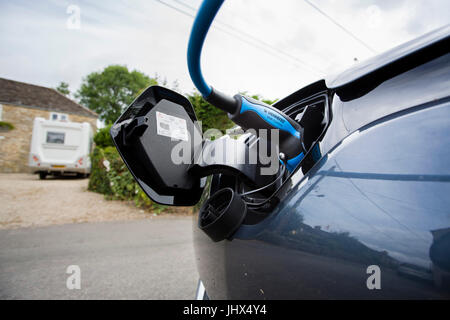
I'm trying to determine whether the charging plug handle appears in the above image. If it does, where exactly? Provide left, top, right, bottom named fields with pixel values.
left=206, top=89, right=306, bottom=171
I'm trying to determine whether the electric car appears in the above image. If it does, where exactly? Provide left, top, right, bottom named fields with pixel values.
left=189, top=25, right=450, bottom=300
left=110, top=4, right=450, bottom=298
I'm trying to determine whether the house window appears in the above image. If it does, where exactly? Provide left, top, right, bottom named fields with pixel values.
left=50, top=112, right=69, bottom=121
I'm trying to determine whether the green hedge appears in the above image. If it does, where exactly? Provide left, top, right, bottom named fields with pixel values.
left=93, top=124, right=114, bottom=148
left=88, top=146, right=167, bottom=213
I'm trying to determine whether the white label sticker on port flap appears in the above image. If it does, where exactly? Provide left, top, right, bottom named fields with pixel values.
left=156, top=111, right=188, bottom=141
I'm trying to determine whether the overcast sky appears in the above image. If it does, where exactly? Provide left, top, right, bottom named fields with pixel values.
left=0, top=0, right=449, bottom=101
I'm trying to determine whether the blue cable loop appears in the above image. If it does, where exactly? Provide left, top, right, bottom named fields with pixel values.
left=187, top=0, right=225, bottom=98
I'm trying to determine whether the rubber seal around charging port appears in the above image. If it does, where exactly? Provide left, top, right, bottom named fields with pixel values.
left=198, top=188, right=247, bottom=242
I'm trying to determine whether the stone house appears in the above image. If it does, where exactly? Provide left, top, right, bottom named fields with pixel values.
left=0, top=77, right=98, bottom=173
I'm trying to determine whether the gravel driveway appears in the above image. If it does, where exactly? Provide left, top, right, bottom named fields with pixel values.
left=0, top=173, right=176, bottom=229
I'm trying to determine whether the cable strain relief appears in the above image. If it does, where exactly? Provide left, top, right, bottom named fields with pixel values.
left=205, top=87, right=239, bottom=114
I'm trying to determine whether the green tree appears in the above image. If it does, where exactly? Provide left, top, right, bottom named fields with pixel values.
left=55, top=82, right=70, bottom=96
left=76, top=65, right=157, bottom=124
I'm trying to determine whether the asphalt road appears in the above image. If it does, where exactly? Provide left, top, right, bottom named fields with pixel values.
left=0, top=217, right=199, bottom=299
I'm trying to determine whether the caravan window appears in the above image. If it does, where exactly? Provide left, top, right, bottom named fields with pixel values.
left=46, top=131, right=65, bottom=144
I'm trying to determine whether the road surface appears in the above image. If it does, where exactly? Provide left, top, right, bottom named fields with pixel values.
left=0, top=218, right=199, bottom=299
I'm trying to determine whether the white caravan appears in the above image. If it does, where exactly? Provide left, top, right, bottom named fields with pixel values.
left=29, top=117, right=93, bottom=179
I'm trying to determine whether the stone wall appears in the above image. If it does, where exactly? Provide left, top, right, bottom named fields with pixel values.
left=0, top=104, right=97, bottom=173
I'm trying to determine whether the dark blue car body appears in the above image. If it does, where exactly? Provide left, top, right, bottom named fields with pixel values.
left=193, top=25, right=450, bottom=299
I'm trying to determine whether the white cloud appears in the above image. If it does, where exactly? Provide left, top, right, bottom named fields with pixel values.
left=0, top=0, right=448, bottom=101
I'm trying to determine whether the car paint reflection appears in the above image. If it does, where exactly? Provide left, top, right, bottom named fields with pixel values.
left=231, top=101, right=450, bottom=298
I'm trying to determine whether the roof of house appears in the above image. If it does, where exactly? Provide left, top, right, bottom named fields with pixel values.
left=0, top=77, right=98, bottom=118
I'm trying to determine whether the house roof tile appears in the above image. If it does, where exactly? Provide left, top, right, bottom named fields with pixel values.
left=0, top=77, right=98, bottom=118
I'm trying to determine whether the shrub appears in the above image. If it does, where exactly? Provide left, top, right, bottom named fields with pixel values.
left=93, top=124, right=114, bottom=148
left=88, top=146, right=166, bottom=213
left=0, top=121, right=14, bottom=132
left=88, top=146, right=114, bottom=195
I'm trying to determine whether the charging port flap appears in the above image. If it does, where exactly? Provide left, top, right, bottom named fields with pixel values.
left=110, top=86, right=205, bottom=206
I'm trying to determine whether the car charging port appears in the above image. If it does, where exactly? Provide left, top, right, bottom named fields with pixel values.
left=198, top=188, right=247, bottom=242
